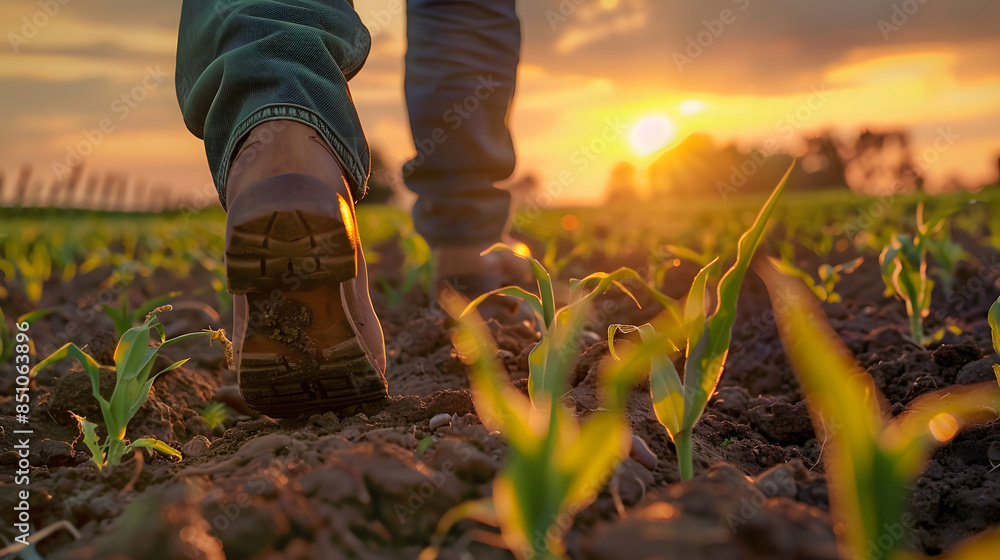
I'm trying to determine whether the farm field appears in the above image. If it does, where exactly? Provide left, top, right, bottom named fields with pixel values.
left=4, top=184, right=1000, bottom=559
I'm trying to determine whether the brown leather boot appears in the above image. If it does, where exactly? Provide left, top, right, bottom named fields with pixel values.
left=223, top=120, right=387, bottom=418
left=433, top=241, right=538, bottom=326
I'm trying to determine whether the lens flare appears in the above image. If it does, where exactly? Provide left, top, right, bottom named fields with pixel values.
left=629, top=116, right=676, bottom=156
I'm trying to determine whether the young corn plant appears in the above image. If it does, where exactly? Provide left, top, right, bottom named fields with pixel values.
left=763, top=268, right=1000, bottom=560
left=880, top=233, right=932, bottom=345
left=460, top=243, right=679, bottom=407
left=768, top=246, right=863, bottom=304
left=607, top=163, right=793, bottom=480
left=198, top=401, right=232, bottom=431
left=102, top=290, right=179, bottom=337
left=31, top=306, right=230, bottom=470
left=917, top=203, right=969, bottom=293
left=421, top=293, right=663, bottom=560
left=0, top=307, right=54, bottom=365
left=988, top=297, right=1000, bottom=390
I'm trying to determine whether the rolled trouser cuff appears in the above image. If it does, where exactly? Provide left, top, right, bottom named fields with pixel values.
left=409, top=174, right=511, bottom=248
left=217, top=104, right=369, bottom=208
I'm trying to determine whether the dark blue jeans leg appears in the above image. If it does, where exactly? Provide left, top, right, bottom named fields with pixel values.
left=175, top=0, right=372, bottom=207
left=403, top=0, right=521, bottom=248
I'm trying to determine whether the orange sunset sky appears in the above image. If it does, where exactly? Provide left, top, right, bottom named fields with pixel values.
left=2, top=0, right=999, bottom=206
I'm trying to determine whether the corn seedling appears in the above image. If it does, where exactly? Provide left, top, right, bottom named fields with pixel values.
left=377, top=228, right=434, bottom=308
left=763, top=268, right=1000, bottom=560
left=917, top=204, right=969, bottom=293
left=880, top=232, right=932, bottom=345
left=0, top=307, right=54, bottom=365
left=422, top=293, right=663, bottom=560
left=198, top=401, right=232, bottom=431
left=608, top=163, right=793, bottom=481
left=988, top=297, right=1000, bottom=390
left=102, top=290, right=179, bottom=338
left=460, top=243, right=679, bottom=408
left=769, top=244, right=863, bottom=303
left=31, top=306, right=230, bottom=470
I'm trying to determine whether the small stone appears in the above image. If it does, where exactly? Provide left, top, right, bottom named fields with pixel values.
left=705, top=463, right=753, bottom=490
left=629, top=434, right=658, bottom=471
left=429, top=413, right=453, bottom=431
left=85, top=495, right=122, bottom=518
left=39, top=439, right=75, bottom=467
left=580, top=330, right=601, bottom=347
left=989, top=441, right=1000, bottom=466
left=956, top=358, right=997, bottom=385
left=754, top=463, right=797, bottom=498
left=181, top=436, right=211, bottom=459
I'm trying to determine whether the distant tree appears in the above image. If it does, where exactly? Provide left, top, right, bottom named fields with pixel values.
left=839, top=129, right=921, bottom=195
left=604, top=161, right=641, bottom=203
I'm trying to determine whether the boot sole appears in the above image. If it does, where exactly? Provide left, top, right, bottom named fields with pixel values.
left=225, top=174, right=387, bottom=417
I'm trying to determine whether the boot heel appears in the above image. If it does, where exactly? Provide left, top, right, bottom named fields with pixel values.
left=225, top=173, right=358, bottom=295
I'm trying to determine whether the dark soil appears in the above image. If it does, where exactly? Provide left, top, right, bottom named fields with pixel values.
left=2, top=230, right=1000, bottom=559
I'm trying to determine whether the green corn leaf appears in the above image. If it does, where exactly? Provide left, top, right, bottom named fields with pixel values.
left=664, top=244, right=714, bottom=266
left=570, top=268, right=681, bottom=324
left=770, top=256, right=826, bottom=300
left=528, top=303, right=589, bottom=405
left=989, top=297, right=1000, bottom=388
left=114, top=320, right=152, bottom=382
left=483, top=243, right=556, bottom=327
left=461, top=286, right=544, bottom=326
left=609, top=323, right=684, bottom=439
left=125, top=438, right=182, bottom=461
left=559, top=410, right=629, bottom=511
left=447, top=297, right=538, bottom=454
left=711, top=162, right=794, bottom=336
left=71, top=413, right=105, bottom=470
left=683, top=259, right=717, bottom=353
left=18, top=308, right=56, bottom=325
left=681, top=162, right=792, bottom=430
left=763, top=266, right=1000, bottom=560
left=32, top=343, right=108, bottom=405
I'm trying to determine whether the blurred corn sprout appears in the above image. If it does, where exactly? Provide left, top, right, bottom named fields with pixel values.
left=917, top=203, right=970, bottom=293
left=376, top=221, right=434, bottom=307
left=460, top=243, right=678, bottom=407
left=422, top=291, right=662, bottom=560
left=0, top=307, right=54, bottom=365
left=102, top=290, right=179, bottom=338
left=989, top=297, right=1000, bottom=390
left=880, top=232, right=932, bottom=346
left=607, top=163, right=793, bottom=480
left=769, top=242, right=863, bottom=304
left=763, top=267, right=1000, bottom=560
left=198, top=401, right=232, bottom=431
left=31, top=307, right=230, bottom=471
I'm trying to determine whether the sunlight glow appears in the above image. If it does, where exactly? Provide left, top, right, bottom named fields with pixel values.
left=629, top=116, right=676, bottom=156
left=679, top=100, right=705, bottom=115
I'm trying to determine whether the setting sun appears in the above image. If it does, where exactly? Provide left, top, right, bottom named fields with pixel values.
left=629, top=115, right=677, bottom=156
